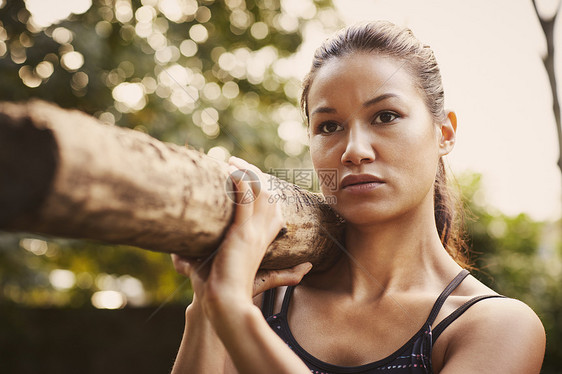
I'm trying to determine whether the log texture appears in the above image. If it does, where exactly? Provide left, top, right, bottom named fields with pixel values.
left=0, top=100, right=344, bottom=270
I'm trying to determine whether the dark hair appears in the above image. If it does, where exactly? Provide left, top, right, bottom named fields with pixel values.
left=302, top=21, right=470, bottom=268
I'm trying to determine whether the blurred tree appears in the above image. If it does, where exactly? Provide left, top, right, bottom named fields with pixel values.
left=525, top=2, right=562, bottom=370
left=531, top=0, right=562, bottom=187
left=0, top=0, right=340, bottom=309
left=0, top=0, right=338, bottom=166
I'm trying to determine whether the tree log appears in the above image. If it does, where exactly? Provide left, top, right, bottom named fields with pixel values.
left=0, top=100, right=344, bottom=270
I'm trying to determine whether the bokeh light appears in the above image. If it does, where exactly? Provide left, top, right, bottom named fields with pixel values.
left=20, top=238, right=48, bottom=255
left=51, top=27, right=73, bottom=44
left=179, top=39, right=198, bottom=57
left=115, top=0, right=133, bottom=23
left=195, top=6, right=212, bottom=23
left=10, top=43, right=27, bottom=64
left=202, top=82, right=221, bottom=101
left=250, top=21, right=269, bottom=39
left=71, top=72, right=89, bottom=93
left=118, top=275, right=146, bottom=306
left=189, top=24, right=208, bottom=43
left=222, top=81, right=239, bottom=99
left=35, top=61, right=54, bottom=79
left=158, top=0, right=198, bottom=22
left=91, top=290, right=125, bottom=309
left=207, top=146, right=230, bottom=162
left=49, top=269, right=76, bottom=291
left=112, top=82, right=146, bottom=112
left=95, top=20, right=112, bottom=37
left=18, top=65, right=42, bottom=88
left=24, top=0, right=92, bottom=28
left=60, top=51, right=84, bottom=71
left=135, top=5, right=156, bottom=23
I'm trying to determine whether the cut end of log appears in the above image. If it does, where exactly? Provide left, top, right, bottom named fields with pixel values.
left=0, top=102, right=58, bottom=226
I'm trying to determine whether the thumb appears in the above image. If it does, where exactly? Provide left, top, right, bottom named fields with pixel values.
left=253, top=262, right=313, bottom=296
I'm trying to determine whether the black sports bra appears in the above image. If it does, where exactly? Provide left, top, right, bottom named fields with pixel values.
left=262, top=270, right=505, bottom=373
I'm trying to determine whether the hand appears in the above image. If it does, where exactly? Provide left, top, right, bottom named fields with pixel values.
left=171, top=156, right=312, bottom=318
left=172, top=255, right=313, bottom=298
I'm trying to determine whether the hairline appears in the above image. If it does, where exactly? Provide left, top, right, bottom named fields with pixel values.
left=302, top=50, right=442, bottom=124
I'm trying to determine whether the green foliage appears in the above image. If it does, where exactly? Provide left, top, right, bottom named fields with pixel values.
left=0, top=0, right=337, bottom=165
left=0, top=233, right=188, bottom=307
left=0, top=0, right=339, bottom=309
left=459, top=173, right=562, bottom=374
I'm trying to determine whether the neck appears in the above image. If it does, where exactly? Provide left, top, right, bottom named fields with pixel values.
left=309, top=199, right=462, bottom=300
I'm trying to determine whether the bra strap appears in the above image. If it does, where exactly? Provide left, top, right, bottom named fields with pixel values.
left=275, top=271, right=471, bottom=322
left=426, top=269, right=470, bottom=326
left=261, top=288, right=276, bottom=318
left=432, top=294, right=506, bottom=342
left=280, top=285, right=296, bottom=315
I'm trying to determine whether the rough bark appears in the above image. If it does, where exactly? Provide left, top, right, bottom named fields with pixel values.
left=0, top=100, right=344, bottom=270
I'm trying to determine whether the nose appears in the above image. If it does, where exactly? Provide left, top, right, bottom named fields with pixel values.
left=340, top=124, right=375, bottom=165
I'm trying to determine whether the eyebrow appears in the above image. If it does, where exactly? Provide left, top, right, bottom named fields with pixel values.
left=310, top=93, right=400, bottom=116
left=362, top=93, right=399, bottom=108
left=310, top=106, right=336, bottom=116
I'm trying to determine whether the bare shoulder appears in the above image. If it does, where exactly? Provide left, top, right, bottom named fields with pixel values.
left=455, top=296, right=545, bottom=342
left=436, top=289, right=545, bottom=373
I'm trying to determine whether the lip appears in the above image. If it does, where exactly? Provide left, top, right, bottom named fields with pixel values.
left=340, top=174, right=385, bottom=190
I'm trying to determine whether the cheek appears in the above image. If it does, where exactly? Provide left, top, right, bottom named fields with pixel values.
left=389, top=126, right=441, bottom=184
left=309, top=138, right=343, bottom=196
left=399, top=120, right=439, bottom=154
left=309, top=137, right=335, bottom=168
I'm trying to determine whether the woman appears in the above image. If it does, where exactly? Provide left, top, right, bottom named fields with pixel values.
left=170, top=21, right=545, bottom=373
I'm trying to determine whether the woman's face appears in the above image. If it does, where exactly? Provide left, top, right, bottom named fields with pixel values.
left=308, top=53, right=455, bottom=226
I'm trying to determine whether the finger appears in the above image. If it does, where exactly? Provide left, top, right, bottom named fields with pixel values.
left=253, top=188, right=286, bottom=244
left=229, top=156, right=261, bottom=175
left=171, top=254, right=210, bottom=279
left=228, top=164, right=256, bottom=202
left=228, top=158, right=281, bottom=220
left=228, top=166, right=260, bottom=225
left=171, top=254, right=194, bottom=276
left=229, top=157, right=282, bottom=202
left=229, top=157, right=265, bottom=199
left=253, top=262, right=313, bottom=296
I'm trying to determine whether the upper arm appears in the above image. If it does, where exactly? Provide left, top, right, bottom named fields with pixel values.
left=438, top=298, right=545, bottom=374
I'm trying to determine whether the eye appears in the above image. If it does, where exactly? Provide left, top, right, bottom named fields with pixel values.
left=317, top=121, right=344, bottom=134
left=373, top=111, right=399, bottom=125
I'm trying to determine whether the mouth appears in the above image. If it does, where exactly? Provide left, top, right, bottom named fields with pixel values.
left=340, top=174, right=384, bottom=189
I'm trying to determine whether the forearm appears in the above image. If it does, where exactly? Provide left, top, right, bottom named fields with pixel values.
left=171, top=301, right=228, bottom=374
left=210, top=302, right=310, bottom=374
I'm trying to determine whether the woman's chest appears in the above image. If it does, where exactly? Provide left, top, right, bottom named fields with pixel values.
left=286, top=296, right=431, bottom=367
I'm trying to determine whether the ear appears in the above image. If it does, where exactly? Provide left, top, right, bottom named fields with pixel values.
left=438, top=110, right=457, bottom=156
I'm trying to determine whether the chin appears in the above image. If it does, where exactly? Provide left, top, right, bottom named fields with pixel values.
left=332, top=201, right=399, bottom=226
